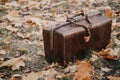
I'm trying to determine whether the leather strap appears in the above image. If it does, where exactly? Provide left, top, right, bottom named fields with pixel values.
left=50, top=12, right=101, bottom=51
left=67, top=13, right=92, bottom=43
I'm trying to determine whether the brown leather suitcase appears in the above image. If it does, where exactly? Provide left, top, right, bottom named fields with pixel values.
left=43, top=12, right=112, bottom=66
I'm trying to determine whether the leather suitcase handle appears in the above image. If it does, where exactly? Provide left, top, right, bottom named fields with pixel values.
left=50, top=12, right=101, bottom=51
left=68, top=12, right=85, bottom=19
left=67, top=14, right=92, bottom=43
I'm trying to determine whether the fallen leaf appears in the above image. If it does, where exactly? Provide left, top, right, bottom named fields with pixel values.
left=110, top=48, right=120, bottom=59
left=95, top=48, right=119, bottom=60
left=22, top=72, right=41, bottom=80
left=73, top=61, right=94, bottom=80
left=6, top=25, right=18, bottom=33
left=114, top=37, right=120, bottom=45
left=27, top=19, right=36, bottom=26
left=44, top=63, right=59, bottom=70
left=18, top=47, right=28, bottom=52
left=17, top=33, right=25, bottom=39
left=55, top=14, right=67, bottom=24
left=24, top=33, right=31, bottom=39
left=101, top=67, right=112, bottom=72
left=107, top=76, right=120, bottom=80
left=17, top=33, right=31, bottom=39
left=3, top=36, right=11, bottom=44
left=3, top=45, right=11, bottom=51
left=4, top=10, right=20, bottom=21
left=64, top=65, right=77, bottom=73
left=28, top=40, right=43, bottom=46
left=89, top=0, right=95, bottom=4
left=27, top=1, right=40, bottom=9
left=37, top=50, right=45, bottom=56
left=0, top=50, right=6, bottom=55
left=0, top=0, right=10, bottom=3
left=112, top=23, right=119, bottom=30
left=90, top=54, right=99, bottom=62
left=6, top=10, right=20, bottom=18
left=10, top=74, right=22, bottom=80
left=22, top=69, right=58, bottom=80
left=41, top=68, right=57, bottom=80
left=105, top=6, right=112, bottom=18
left=0, top=56, right=25, bottom=70
left=18, top=0, right=28, bottom=5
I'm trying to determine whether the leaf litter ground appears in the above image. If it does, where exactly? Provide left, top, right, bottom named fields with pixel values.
left=0, top=0, right=120, bottom=80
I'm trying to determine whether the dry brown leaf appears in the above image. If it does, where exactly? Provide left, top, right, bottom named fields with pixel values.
left=22, top=69, right=58, bottom=80
left=18, top=47, right=28, bottom=52
left=4, top=10, right=20, bottom=21
left=3, top=36, right=11, bottom=44
left=17, top=33, right=31, bottom=39
left=73, top=61, right=94, bottom=80
left=55, top=14, right=67, bottom=24
left=41, top=68, right=57, bottom=80
left=10, top=74, right=22, bottom=80
left=17, top=33, right=25, bottom=39
left=107, top=76, right=120, bottom=80
left=27, top=1, right=40, bottom=9
left=7, top=10, right=20, bottom=18
left=105, top=7, right=112, bottom=18
left=6, top=26, right=18, bottom=33
left=27, top=19, right=36, bottom=26
left=22, top=72, right=41, bottom=80
left=90, top=54, right=99, bottom=62
left=3, top=45, right=11, bottom=51
left=37, top=50, right=45, bottom=56
left=95, top=48, right=119, bottom=60
left=0, top=0, right=10, bottom=3
left=24, top=33, right=31, bottom=39
left=112, top=23, right=120, bottom=30
left=0, top=50, right=6, bottom=55
left=0, top=56, right=25, bottom=70
left=18, top=0, right=28, bottom=5
left=70, top=0, right=86, bottom=5
left=28, top=40, right=43, bottom=46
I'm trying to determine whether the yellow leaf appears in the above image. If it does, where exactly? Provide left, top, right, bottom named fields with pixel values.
left=73, top=61, right=94, bottom=80
left=0, top=56, right=25, bottom=70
